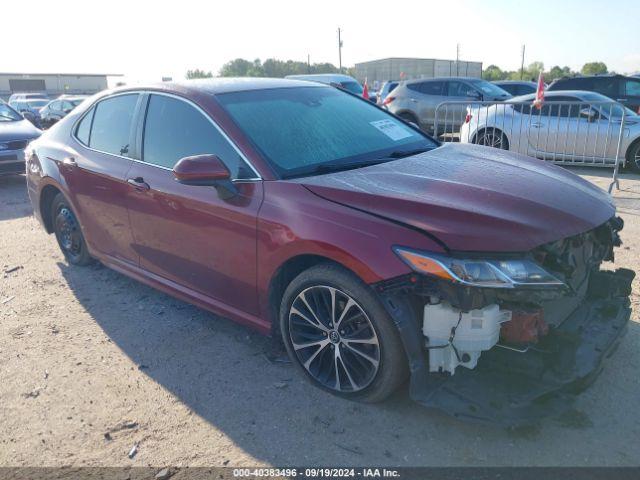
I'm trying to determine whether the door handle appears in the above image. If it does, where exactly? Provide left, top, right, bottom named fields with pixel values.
left=62, top=157, right=77, bottom=167
left=127, top=177, right=150, bottom=191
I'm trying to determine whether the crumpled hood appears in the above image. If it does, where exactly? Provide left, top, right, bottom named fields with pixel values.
left=299, top=143, right=615, bottom=252
left=0, top=119, right=41, bottom=143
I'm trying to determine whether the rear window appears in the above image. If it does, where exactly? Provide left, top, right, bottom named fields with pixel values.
left=218, top=86, right=436, bottom=179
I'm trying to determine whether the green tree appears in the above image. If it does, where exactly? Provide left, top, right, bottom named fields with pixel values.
left=546, top=65, right=573, bottom=82
left=219, top=57, right=341, bottom=78
left=581, top=62, right=608, bottom=75
left=482, top=64, right=506, bottom=81
left=185, top=69, right=213, bottom=79
left=219, top=58, right=254, bottom=77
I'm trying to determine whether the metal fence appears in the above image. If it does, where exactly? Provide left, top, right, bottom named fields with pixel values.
left=433, top=100, right=628, bottom=192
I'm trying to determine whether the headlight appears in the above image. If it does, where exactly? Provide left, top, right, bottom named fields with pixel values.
left=393, top=247, right=565, bottom=289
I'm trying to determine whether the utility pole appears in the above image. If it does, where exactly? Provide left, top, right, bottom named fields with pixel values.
left=456, top=43, right=460, bottom=76
left=520, top=45, right=526, bottom=80
left=307, top=54, right=311, bottom=73
left=337, top=28, right=343, bottom=73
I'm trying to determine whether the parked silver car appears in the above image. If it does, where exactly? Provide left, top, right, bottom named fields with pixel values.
left=377, top=80, right=399, bottom=105
left=0, top=102, right=41, bottom=176
left=459, top=90, right=640, bottom=171
left=386, top=77, right=511, bottom=135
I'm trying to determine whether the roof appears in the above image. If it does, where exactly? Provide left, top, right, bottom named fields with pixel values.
left=510, top=90, right=614, bottom=101
left=0, top=72, right=122, bottom=77
left=493, top=80, right=537, bottom=86
left=285, top=74, right=357, bottom=82
left=405, top=76, right=484, bottom=83
left=117, top=77, right=329, bottom=96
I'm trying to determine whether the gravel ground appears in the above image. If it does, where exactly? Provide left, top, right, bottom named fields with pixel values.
left=1, top=168, right=639, bottom=467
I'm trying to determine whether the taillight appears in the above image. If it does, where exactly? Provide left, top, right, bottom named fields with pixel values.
left=464, top=113, right=472, bottom=123
left=383, top=96, right=395, bottom=106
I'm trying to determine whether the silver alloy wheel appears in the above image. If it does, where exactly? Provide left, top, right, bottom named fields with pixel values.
left=477, top=130, right=507, bottom=149
left=288, top=285, right=380, bottom=393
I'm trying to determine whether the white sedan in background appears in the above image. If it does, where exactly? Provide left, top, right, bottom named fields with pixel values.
left=459, top=90, right=640, bottom=172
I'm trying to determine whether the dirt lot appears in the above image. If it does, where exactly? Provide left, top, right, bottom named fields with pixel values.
left=1, top=168, right=639, bottom=467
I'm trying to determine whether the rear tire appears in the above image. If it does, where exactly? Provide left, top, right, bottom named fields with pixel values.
left=280, top=263, right=408, bottom=403
left=626, top=140, right=640, bottom=174
left=51, top=193, right=93, bottom=266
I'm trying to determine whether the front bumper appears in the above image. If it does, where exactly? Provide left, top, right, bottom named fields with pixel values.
left=380, top=268, right=634, bottom=426
left=0, top=150, right=26, bottom=176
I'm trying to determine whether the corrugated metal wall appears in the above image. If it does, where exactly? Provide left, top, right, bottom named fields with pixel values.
left=355, top=58, right=483, bottom=83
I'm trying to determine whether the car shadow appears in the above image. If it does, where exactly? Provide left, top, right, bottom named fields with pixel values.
left=0, top=174, right=32, bottom=221
left=56, top=260, right=640, bottom=466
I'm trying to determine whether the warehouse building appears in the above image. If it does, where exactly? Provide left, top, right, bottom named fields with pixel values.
left=0, top=72, right=121, bottom=100
left=354, top=58, right=483, bottom=84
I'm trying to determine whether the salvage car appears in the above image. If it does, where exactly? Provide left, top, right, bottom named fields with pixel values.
left=26, top=78, right=633, bottom=424
left=0, top=101, right=41, bottom=176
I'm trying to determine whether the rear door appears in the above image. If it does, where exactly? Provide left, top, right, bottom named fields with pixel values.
left=64, top=93, right=142, bottom=264
left=409, top=80, right=446, bottom=135
left=444, top=80, right=481, bottom=135
left=125, top=93, right=263, bottom=314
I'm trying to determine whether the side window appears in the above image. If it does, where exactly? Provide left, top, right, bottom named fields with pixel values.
left=408, top=81, right=444, bottom=95
left=75, top=108, right=94, bottom=146
left=89, top=94, right=138, bottom=157
left=62, top=101, right=73, bottom=112
left=142, top=94, right=250, bottom=178
left=51, top=101, right=61, bottom=111
left=592, top=78, right=618, bottom=97
left=447, top=81, right=476, bottom=97
left=625, top=80, right=640, bottom=96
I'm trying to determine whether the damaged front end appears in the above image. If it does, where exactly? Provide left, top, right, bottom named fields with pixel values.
left=376, top=217, right=634, bottom=425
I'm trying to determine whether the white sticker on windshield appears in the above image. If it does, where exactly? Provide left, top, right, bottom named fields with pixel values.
left=370, top=119, right=413, bottom=141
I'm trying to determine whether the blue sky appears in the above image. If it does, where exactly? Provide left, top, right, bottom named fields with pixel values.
left=5, top=0, right=640, bottom=83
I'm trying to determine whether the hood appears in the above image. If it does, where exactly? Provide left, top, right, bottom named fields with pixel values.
left=0, top=119, right=41, bottom=143
left=298, top=143, right=615, bottom=252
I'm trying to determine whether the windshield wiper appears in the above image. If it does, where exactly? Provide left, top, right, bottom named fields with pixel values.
left=380, top=147, right=432, bottom=160
left=297, top=159, right=391, bottom=177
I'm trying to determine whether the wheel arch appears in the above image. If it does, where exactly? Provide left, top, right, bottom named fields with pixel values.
left=39, top=183, right=63, bottom=234
left=624, top=135, right=640, bottom=167
left=266, top=254, right=357, bottom=336
left=472, top=126, right=510, bottom=149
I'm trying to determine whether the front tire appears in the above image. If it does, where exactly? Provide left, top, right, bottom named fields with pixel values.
left=280, top=264, right=408, bottom=403
left=626, top=140, right=640, bottom=174
left=51, top=193, right=93, bottom=266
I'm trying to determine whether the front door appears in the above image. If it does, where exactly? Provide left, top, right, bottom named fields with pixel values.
left=125, top=93, right=263, bottom=315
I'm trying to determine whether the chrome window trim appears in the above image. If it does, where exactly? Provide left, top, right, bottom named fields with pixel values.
left=71, top=89, right=262, bottom=181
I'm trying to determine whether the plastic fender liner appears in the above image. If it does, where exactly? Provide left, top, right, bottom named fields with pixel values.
left=377, top=291, right=433, bottom=403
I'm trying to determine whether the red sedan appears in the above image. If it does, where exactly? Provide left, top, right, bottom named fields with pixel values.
left=26, top=78, right=633, bottom=424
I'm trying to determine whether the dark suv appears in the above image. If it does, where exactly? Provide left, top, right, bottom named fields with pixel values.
left=548, top=74, right=640, bottom=113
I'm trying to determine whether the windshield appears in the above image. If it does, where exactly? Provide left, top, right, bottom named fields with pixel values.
left=218, top=86, right=438, bottom=179
left=580, top=92, right=637, bottom=118
left=469, top=80, right=511, bottom=97
left=339, top=81, right=364, bottom=95
left=0, top=103, right=22, bottom=122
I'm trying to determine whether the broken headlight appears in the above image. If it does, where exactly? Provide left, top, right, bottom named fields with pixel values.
left=394, top=247, right=565, bottom=289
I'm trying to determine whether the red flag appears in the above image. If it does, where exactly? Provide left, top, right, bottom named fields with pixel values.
left=362, top=78, right=370, bottom=100
left=533, top=71, right=545, bottom=110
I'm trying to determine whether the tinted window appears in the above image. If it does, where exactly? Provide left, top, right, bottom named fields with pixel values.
left=218, top=86, right=436, bottom=179
left=75, top=108, right=94, bottom=145
left=142, top=94, right=250, bottom=177
left=339, top=81, right=364, bottom=95
left=517, top=84, right=536, bottom=95
left=447, top=81, right=476, bottom=97
left=625, top=79, right=640, bottom=96
left=50, top=101, right=61, bottom=111
left=592, top=77, right=618, bottom=97
left=408, top=81, right=444, bottom=95
left=89, top=94, right=138, bottom=157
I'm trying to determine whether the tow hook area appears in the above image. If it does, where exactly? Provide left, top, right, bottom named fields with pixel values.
left=379, top=268, right=634, bottom=426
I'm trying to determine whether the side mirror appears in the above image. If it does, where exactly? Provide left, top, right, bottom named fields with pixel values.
left=579, top=108, right=598, bottom=122
left=173, top=154, right=238, bottom=199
